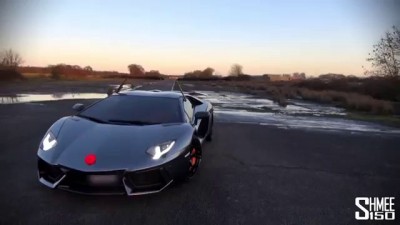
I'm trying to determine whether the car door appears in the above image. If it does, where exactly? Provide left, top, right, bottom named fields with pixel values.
left=183, top=99, right=194, bottom=125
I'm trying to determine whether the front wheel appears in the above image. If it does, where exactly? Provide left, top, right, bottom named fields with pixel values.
left=187, top=145, right=202, bottom=179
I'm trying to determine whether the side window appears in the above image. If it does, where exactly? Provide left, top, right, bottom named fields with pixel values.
left=183, top=99, right=194, bottom=121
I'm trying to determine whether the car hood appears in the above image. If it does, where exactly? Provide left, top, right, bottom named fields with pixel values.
left=39, top=116, right=193, bottom=171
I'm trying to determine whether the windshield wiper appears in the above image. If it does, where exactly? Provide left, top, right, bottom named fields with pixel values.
left=77, top=115, right=107, bottom=124
left=107, top=119, right=159, bottom=125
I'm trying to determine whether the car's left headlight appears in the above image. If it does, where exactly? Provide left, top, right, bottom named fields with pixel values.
left=146, top=141, right=175, bottom=160
left=40, top=131, right=57, bottom=151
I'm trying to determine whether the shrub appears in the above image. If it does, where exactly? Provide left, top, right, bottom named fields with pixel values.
left=295, top=76, right=400, bottom=102
left=0, top=66, right=23, bottom=80
left=271, top=91, right=288, bottom=107
left=297, top=88, right=394, bottom=114
left=50, top=65, right=62, bottom=79
left=223, top=74, right=251, bottom=81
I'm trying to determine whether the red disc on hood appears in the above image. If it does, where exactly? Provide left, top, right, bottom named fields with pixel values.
left=85, top=154, right=96, bottom=166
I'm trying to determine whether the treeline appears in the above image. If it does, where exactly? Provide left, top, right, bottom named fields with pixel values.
left=126, top=64, right=165, bottom=79
left=180, top=64, right=253, bottom=81
left=18, top=64, right=165, bottom=79
left=181, top=67, right=220, bottom=80
left=47, top=64, right=131, bottom=79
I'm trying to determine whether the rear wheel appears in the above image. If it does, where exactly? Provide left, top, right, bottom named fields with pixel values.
left=187, top=145, right=202, bottom=178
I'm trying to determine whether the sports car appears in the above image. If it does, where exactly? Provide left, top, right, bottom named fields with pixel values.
left=37, top=88, right=213, bottom=195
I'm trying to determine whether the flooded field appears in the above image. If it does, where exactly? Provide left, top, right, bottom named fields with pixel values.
left=193, top=91, right=400, bottom=134
left=192, top=91, right=346, bottom=116
left=0, top=89, right=399, bottom=134
left=0, top=93, right=107, bottom=104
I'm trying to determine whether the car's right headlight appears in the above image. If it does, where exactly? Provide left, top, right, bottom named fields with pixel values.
left=146, top=141, right=175, bottom=160
left=40, top=131, right=57, bottom=151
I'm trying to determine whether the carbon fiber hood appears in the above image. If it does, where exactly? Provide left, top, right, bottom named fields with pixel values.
left=38, top=116, right=193, bottom=172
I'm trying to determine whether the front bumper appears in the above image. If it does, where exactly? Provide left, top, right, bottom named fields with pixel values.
left=37, top=152, right=189, bottom=196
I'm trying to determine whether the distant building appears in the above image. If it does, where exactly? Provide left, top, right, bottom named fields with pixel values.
left=251, top=75, right=268, bottom=81
left=167, top=75, right=180, bottom=80
left=263, top=74, right=292, bottom=81
left=318, top=73, right=345, bottom=80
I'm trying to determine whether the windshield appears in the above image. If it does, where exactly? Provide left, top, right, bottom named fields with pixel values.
left=78, top=95, right=183, bottom=125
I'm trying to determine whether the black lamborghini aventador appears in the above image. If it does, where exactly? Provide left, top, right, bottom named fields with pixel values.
left=37, top=89, right=213, bottom=195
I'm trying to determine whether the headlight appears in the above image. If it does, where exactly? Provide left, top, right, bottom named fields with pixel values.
left=40, top=131, right=57, bottom=151
left=146, top=141, right=175, bottom=160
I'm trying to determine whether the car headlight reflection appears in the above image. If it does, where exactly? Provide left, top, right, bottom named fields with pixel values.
left=40, top=132, right=57, bottom=151
left=146, top=141, right=175, bottom=160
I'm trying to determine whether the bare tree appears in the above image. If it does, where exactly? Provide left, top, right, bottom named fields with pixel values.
left=1, top=49, right=23, bottom=67
left=367, top=26, right=400, bottom=77
left=229, top=64, right=243, bottom=76
left=293, top=72, right=306, bottom=80
left=128, top=64, right=145, bottom=76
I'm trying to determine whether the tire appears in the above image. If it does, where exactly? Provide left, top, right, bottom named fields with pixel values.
left=186, top=144, right=202, bottom=179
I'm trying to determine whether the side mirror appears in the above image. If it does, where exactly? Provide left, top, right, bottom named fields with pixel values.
left=194, top=111, right=210, bottom=124
left=72, top=103, right=85, bottom=112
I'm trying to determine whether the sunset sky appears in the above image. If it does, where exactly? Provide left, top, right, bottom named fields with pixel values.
left=1, top=0, right=399, bottom=76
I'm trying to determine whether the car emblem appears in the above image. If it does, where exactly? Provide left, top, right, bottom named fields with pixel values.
left=85, top=154, right=96, bottom=166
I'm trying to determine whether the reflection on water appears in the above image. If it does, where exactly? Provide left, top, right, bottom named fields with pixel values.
left=0, top=83, right=131, bottom=104
left=0, top=93, right=107, bottom=104
left=194, top=91, right=346, bottom=116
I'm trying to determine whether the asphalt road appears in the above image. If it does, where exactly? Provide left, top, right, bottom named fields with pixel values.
left=0, top=80, right=399, bottom=225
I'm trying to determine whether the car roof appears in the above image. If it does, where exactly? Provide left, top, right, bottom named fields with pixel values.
left=116, top=90, right=184, bottom=99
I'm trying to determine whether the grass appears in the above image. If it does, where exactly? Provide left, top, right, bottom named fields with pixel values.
left=21, top=72, right=51, bottom=78
left=296, top=88, right=394, bottom=115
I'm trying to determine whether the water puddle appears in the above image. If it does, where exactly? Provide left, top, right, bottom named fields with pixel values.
left=0, top=84, right=130, bottom=104
left=0, top=93, right=107, bottom=104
